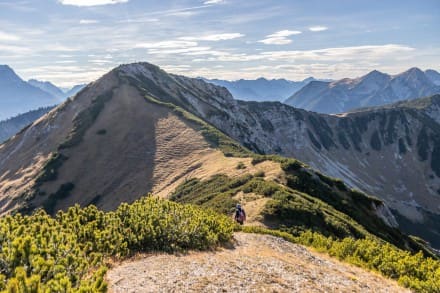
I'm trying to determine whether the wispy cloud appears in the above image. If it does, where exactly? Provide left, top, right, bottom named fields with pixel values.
left=79, top=19, right=99, bottom=25
left=203, top=0, right=224, bottom=4
left=179, top=33, right=244, bottom=41
left=58, top=0, right=129, bottom=7
left=309, top=26, right=328, bottom=32
left=0, top=44, right=30, bottom=53
left=55, top=60, right=77, bottom=64
left=148, top=46, right=212, bottom=55
left=258, top=30, right=301, bottom=45
left=260, top=44, right=414, bottom=61
left=0, top=30, right=20, bottom=42
left=135, top=40, right=198, bottom=49
left=189, top=44, right=415, bottom=63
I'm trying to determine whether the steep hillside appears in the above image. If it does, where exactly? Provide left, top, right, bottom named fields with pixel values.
left=0, top=106, right=53, bottom=143
left=354, top=94, right=440, bottom=124
left=0, top=62, right=430, bottom=255
left=285, top=68, right=440, bottom=114
left=205, top=77, right=317, bottom=102
left=200, top=98, right=440, bottom=247
left=102, top=63, right=439, bottom=248
left=0, top=65, right=59, bottom=120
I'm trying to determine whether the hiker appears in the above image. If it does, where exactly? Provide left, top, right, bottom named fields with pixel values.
left=234, top=204, right=246, bottom=225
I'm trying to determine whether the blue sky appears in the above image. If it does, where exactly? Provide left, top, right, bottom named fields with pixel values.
left=0, top=0, right=439, bottom=86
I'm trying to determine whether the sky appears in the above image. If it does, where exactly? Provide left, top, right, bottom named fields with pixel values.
left=0, top=0, right=439, bottom=87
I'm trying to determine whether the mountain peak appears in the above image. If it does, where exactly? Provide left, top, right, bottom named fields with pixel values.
left=424, top=69, right=440, bottom=85
left=400, top=67, right=425, bottom=78
left=0, top=65, right=22, bottom=83
left=364, top=69, right=387, bottom=78
left=0, top=64, right=13, bottom=71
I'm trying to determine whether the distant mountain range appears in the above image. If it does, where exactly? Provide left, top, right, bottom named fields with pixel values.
left=1, top=62, right=439, bottom=250
left=28, top=79, right=86, bottom=100
left=0, top=65, right=85, bottom=120
left=1, top=62, right=435, bottom=257
left=204, top=77, right=329, bottom=102
left=0, top=65, right=58, bottom=120
left=285, top=68, right=440, bottom=114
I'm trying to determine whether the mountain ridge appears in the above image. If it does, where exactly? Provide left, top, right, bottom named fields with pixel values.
left=117, top=63, right=440, bottom=247
left=204, top=76, right=324, bottom=102
left=285, top=68, right=440, bottom=114
left=0, top=62, right=438, bottom=252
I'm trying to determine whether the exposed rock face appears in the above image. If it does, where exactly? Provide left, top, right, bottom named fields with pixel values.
left=285, top=68, right=440, bottom=114
left=0, top=62, right=438, bottom=247
left=119, top=63, right=440, bottom=246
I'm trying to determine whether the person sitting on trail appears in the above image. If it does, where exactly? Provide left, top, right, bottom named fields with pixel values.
left=234, top=204, right=246, bottom=225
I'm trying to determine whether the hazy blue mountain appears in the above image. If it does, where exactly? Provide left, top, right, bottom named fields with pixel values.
left=28, top=79, right=65, bottom=101
left=64, top=84, right=86, bottom=98
left=285, top=68, right=440, bottom=114
left=0, top=65, right=58, bottom=120
left=204, top=77, right=319, bottom=102
left=0, top=106, right=53, bottom=143
left=425, top=69, right=440, bottom=85
left=29, top=79, right=86, bottom=100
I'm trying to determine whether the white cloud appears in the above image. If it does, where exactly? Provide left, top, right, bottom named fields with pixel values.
left=148, top=46, right=212, bottom=55
left=259, top=37, right=292, bottom=45
left=260, top=44, right=414, bottom=61
left=0, top=44, right=30, bottom=53
left=189, top=44, right=415, bottom=63
left=179, top=33, right=244, bottom=41
left=309, top=26, right=328, bottom=32
left=268, top=30, right=302, bottom=38
left=79, top=19, right=99, bottom=24
left=259, top=30, right=301, bottom=45
left=0, top=30, right=20, bottom=42
left=55, top=60, right=77, bottom=64
left=135, top=40, right=198, bottom=49
left=203, top=0, right=224, bottom=4
left=58, top=0, right=128, bottom=7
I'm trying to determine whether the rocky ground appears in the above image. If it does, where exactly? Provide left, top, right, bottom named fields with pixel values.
left=106, top=233, right=409, bottom=292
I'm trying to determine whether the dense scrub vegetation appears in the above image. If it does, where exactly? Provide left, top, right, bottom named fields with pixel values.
left=247, top=155, right=435, bottom=255
left=241, top=226, right=440, bottom=292
left=171, top=157, right=433, bottom=256
left=0, top=197, right=234, bottom=291
left=171, top=173, right=371, bottom=239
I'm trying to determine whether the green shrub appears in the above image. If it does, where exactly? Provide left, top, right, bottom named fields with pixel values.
left=240, top=226, right=440, bottom=293
left=254, top=170, right=265, bottom=177
left=96, top=129, right=107, bottom=135
left=0, top=197, right=234, bottom=291
left=236, top=162, right=246, bottom=170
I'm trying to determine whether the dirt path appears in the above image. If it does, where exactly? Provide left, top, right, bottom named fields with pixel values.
left=107, top=233, right=409, bottom=292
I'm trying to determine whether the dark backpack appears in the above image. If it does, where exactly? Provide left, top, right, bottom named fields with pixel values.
left=235, top=208, right=245, bottom=222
